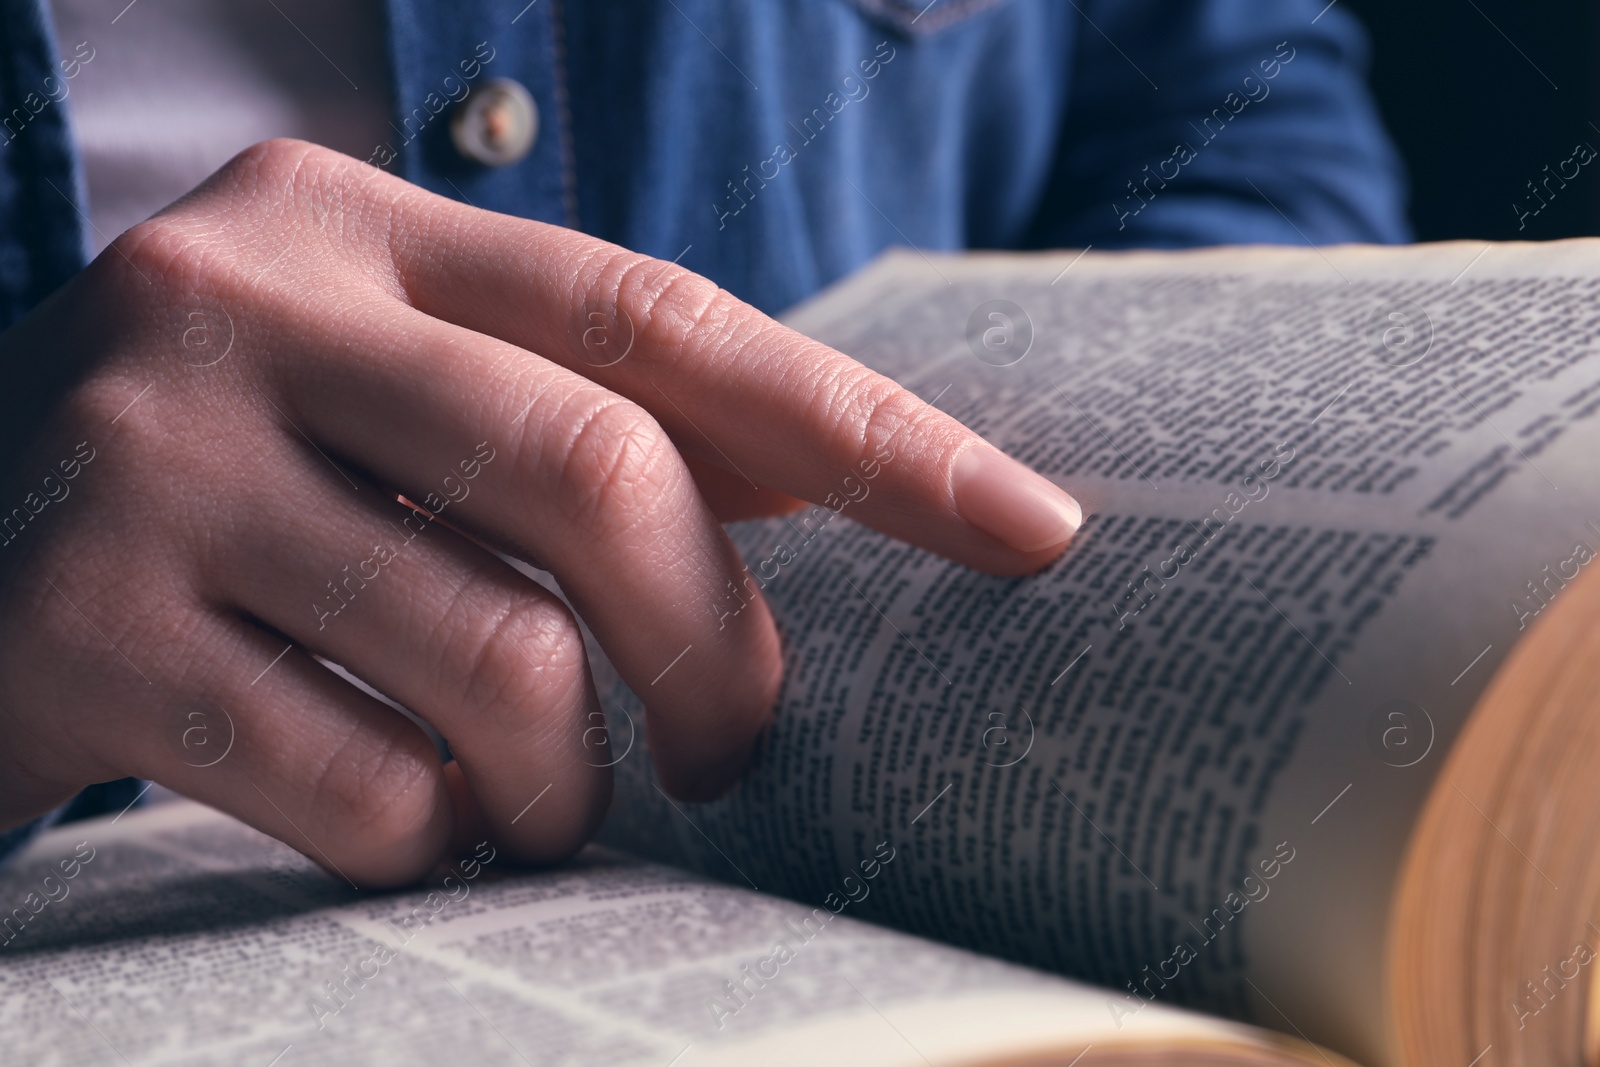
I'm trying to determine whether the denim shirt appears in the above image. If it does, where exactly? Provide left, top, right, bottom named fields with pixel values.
left=3, top=0, right=1406, bottom=324
left=0, top=0, right=1407, bottom=849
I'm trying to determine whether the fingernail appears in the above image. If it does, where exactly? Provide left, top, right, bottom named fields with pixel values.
left=952, top=445, right=1082, bottom=553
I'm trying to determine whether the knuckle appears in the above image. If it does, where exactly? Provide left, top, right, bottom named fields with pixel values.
left=229, top=139, right=386, bottom=231
left=602, top=252, right=739, bottom=360
left=438, top=580, right=588, bottom=741
left=505, top=598, right=589, bottom=688
left=62, top=372, right=143, bottom=433
left=107, top=215, right=213, bottom=296
left=824, top=364, right=929, bottom=462
left=103, top=139, right=379, bottom=299
left=544, top=395, right=681, bottom=531
left=310, top=725, right=442, bottom=859
left=58, top=376, right=178, bottom=489
left=222, top=137, right=339, bottom=193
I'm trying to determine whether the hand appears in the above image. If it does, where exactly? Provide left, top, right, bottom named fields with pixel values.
left=0, top=140, right=1081, bottom=885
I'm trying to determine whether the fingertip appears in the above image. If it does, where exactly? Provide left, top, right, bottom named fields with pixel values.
left=496, top=772, right=615, bottom=868
left=328, top=722, right=458, bottom=888
left=966, top=536, right=1077, bottom=577
left=342, top=766, right=457, bottom=889
left=435, top=758, right=610, bottom=873
left=442, top=758, right=491, bottom=859
left=652, top=603, right=781, bottom=802
left=951, top=444, right=1081, bottom=558
left=656, top=718, right=769, bottom=802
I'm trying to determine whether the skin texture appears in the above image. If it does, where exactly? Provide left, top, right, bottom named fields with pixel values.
left=0, top=140, right=1074, bottom=887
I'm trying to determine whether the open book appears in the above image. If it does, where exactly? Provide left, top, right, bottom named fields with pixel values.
left=5, top=241, right=1599, bottom=1066
left=600, top=240, right=1600, bottom=1067
left=0, top=800, right=1339, bottom=1065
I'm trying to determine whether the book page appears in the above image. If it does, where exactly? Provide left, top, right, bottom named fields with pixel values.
left=0, top=799, right=1302, bottom=1066
left=596, top=240, right=1600, bottom=1066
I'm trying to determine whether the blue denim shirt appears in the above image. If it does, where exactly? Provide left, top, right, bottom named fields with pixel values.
left=0, top=0, right=1407, bottom=849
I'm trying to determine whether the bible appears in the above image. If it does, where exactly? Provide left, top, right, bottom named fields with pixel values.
left=6, top=239, right=1600, bottom=1066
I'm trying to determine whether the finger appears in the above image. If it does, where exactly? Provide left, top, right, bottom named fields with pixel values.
left=119, top=615, right=452, bottom=888
left=386, top=205, right=1082, bottom=575
left=683, top=454, right=806, bottom=523
left=440, top=759, right=491, bottom=862
left=268, top=321, right=780, bottom=799
left=221, top=468, right=610, bottom=864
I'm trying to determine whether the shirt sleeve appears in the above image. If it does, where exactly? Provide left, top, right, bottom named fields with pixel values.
left=1023, top=0, right=1410, bottom=249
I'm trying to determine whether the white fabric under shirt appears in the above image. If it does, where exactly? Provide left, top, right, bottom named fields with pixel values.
left=49, top=0, right=390, bottom=256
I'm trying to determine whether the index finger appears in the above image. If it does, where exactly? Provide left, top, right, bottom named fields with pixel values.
left=389, top=202, right=1082, bottom=575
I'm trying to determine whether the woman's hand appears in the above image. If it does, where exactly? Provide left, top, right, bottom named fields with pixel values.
left=0, top=140, right=1081, bottom=885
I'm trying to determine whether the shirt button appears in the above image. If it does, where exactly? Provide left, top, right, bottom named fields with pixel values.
left=451, top=78, right=539, bottom=166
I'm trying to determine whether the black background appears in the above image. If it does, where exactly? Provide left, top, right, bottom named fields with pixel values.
left=1346, top=0, right=1599, bottom=241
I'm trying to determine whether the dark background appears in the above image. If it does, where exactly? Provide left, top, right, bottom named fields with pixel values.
left=1346, top=0, right=1599, bottom=241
